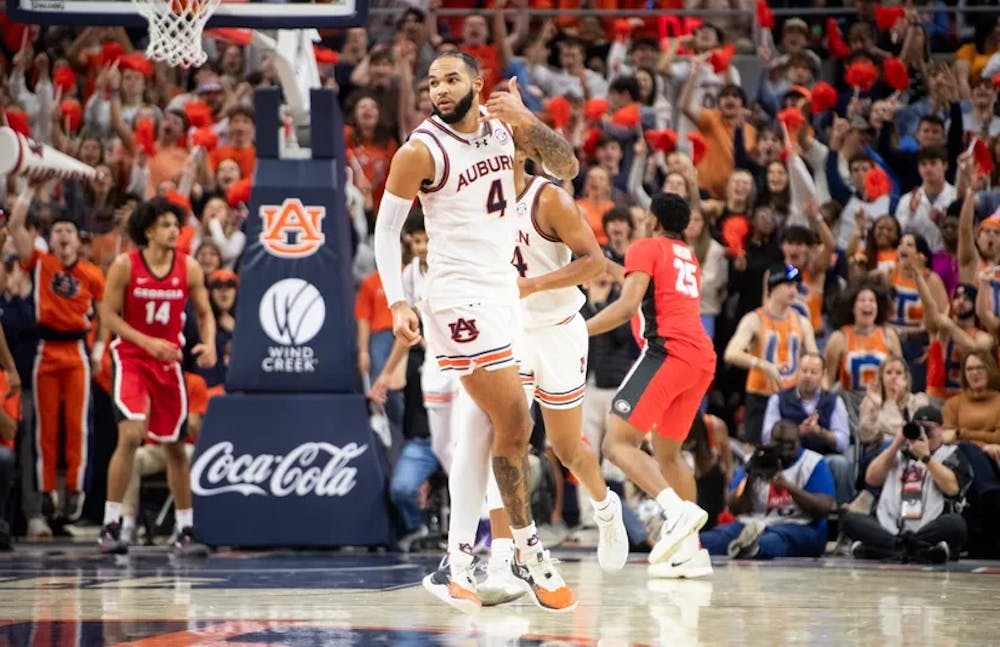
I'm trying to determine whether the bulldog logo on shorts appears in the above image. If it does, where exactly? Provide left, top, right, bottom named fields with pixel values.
left=614, top=399, right=632, bottom=414
left=449, top=318, right=479, bottom=343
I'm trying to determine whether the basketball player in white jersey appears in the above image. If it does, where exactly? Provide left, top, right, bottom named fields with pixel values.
left=374, top=52, right=581, bottom=613
left=477, top=149, right=630, bottom=605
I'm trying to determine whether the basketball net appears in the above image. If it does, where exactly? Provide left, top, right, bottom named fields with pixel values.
left=133, top=0, right=222, bottom=68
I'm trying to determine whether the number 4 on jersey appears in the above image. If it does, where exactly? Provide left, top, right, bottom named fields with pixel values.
left=674, top=259, right=699, bottom=298
left=145, top=301, right=170, bottom=325
left=486, top=179, right=507, bottom=218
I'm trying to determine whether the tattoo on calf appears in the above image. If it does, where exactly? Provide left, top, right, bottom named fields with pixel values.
left=492, top=454, right=533, bottom=528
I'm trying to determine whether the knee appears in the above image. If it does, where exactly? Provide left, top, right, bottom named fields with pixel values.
left=550, top=437, right=580, bottom=468
left=118, top=432, right=144, bottom=452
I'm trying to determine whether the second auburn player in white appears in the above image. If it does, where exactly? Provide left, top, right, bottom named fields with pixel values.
left=478, top=148, right=630, bottom=605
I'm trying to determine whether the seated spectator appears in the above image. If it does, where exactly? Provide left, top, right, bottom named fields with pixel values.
left=842, top=406, right=970, bottom=563
left=700, top=420, right=835, bottom=559
left=942, top=350, right=1000, bottom=456
left=762, top=353, right=854, bottom=505
left=198, top=269, right=237, bottom=390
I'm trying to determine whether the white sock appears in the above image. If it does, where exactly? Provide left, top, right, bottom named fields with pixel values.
left=491, top=537, right=514, bottom=562
left=655, top=488, right=685, bottom=519
left=103, top=501, right=122, bottom=526
left=447, top=387, right=493, bottom=569
left=122, top=515, right=136, bottom=535
left=175, top=508, right=194, bottom=530
left=511, top=522, right=540, bottom=557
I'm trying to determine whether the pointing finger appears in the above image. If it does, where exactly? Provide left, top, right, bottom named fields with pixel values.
left=508, top=76, right=520, bottom=98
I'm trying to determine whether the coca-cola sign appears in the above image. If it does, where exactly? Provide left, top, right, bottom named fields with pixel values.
left=191, top=441, right=368, bottom=497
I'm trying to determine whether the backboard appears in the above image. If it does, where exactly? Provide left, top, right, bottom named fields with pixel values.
left=8, top=0, right=368, bottom=29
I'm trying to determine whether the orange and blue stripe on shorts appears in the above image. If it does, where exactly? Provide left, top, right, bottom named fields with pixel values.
left=436, top=344, right=515, bottom=373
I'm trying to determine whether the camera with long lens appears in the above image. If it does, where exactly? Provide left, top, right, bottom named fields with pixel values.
left=747, top=446, right=783, bottom=480
left=903, top=421, right=924, bottom=441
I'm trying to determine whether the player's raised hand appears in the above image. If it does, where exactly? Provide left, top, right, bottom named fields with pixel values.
left=391, top=303, right=422, bottom=347
left=482, top=77, right=533, bottom=129
left=145, top=337, right=182, bottom=362
left=192, top=342, right=217, bottom=368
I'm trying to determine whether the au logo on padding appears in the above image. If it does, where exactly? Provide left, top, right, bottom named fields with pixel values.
left=259, top=198, right=326, bottom=258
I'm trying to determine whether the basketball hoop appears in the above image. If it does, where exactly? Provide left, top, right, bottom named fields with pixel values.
left=133, top=0, right=222, bottom=68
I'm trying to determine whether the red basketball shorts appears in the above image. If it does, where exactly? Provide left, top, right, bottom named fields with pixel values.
left=111, top=346, right=188, bottom=443
left=611, top=349, right=715, bottom=441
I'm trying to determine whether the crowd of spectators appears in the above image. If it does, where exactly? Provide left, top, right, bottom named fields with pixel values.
left=0, top=1, right=999, bottom=562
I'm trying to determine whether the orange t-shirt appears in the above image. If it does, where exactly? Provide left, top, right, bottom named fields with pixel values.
left=185, top=372, right=209, bottom=417
left=0, top=371, right=21, bottom=449
left=695, top=108, right=757, bottom=199
left=209, top=145, right=256, bottom=180
left=347, top=134, right=398, bottom=210
left=147, top=145, right=190, bottom=198
left=461, top=43, right=501, bottom=97
left=21, top=250, right=104, bottom=336
left=576, top=198, right=614, bottom=247
left=91, top=230, right=137, bottom=273
left=355, top=272, right=393, bottom=333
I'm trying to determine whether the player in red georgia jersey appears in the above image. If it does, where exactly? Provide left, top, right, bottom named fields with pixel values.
left=585, top=192, right=716, bottom=577
left=98, top=197, right=216, bottom=555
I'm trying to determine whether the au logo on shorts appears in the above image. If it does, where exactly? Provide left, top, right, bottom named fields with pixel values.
left=614, top=399, right=632, bottom=414
left=448, top=318, right=479, bottom=343
left=259, top=198, right=326, bottom=258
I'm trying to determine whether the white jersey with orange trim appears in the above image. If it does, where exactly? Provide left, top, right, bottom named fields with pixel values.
left=512, top=175, right=586, bottom=329
left=409, top=109, right=519, bottom=313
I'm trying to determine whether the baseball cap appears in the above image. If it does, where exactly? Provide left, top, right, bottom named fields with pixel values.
left=767, top=263, right=802, bottom=289
left=953, top=282, right=978, bottom=303
left=912, top=405, right=943, bottom=425
left=784, top=18, right=809, bottom=33
left=208, top=269, right=239, bottom=288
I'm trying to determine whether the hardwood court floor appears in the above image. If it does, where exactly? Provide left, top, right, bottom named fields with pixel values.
left=0, top=544, right=997, bottom=646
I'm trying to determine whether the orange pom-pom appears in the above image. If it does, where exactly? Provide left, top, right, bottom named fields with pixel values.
left=584, top=98, right=609, bottom=122
left=60, top=99, right=83, bottom=133
left=101, top=41, right=124, bottom=66
left=184, top=100, right=213, bottom=128
left=53, top=67, right=77, bottom=95
left=973, top=139, right=995, bottom=176
left=546, top=96, right=571, bottom=129
left=227, top=177, right=252, bottom=207
left=610, top=104, right=640, bottom=128
left=845, top=60, right=879, bottom=93
left=191, top=127, right=218, bottom=152
left=687, top=132, right=707, bottom=165
left=756, top=0, right=775, bottom=30
left=778, top=107, right=806, bottom=133
left=581, top=128, right=603, bottom=158
left=166, top=189, right=192, bottom=214
left=4, top=109, right=31, bottom=137
left=313, top=46, right=338, bottom=65
left=708, top=44, right=735, bottom=74
left=134, top=118, right=156, bottom=158
left=119, top=53, right=154, bottom=78
left=643, top=129, right=678, bottom=154
left=875, top=6, right=905, bottom=32
left=863, top=166, right=891, bottom=201
left=826, top=18, right=850, bottom=59
left=882, top=57, right=909, bottom=91
left=810, top=81, right=838, bottom=114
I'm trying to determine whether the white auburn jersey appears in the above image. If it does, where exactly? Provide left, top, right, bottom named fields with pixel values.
left=409, top=109, right=518, bottom=312
left=513, top=175, right=586, bottom=329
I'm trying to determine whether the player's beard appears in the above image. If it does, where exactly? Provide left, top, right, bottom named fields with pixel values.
left=433, top=88, right=475, bottom=124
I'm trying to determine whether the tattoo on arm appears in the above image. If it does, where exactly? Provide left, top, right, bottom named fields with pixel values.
left=519, top=120, right=579, bottom=181
left=492, top=455, right=534, bottom=528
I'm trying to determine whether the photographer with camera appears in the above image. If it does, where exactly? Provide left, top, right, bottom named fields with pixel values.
left=841, top=406, right=971, bottom=564
left=699, top=420, right=835, bottom=559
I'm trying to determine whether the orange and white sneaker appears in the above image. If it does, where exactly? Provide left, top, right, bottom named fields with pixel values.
left=511, top=549, right=578, bottom=613
left=422, top=558, right=481, bottom=615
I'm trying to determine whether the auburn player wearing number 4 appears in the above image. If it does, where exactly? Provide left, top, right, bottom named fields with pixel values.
left=375, top=52, right=580, bottom=613
left=586, top=193, right=717, bottom=578
left=98, top=198, right=216, bottom=555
